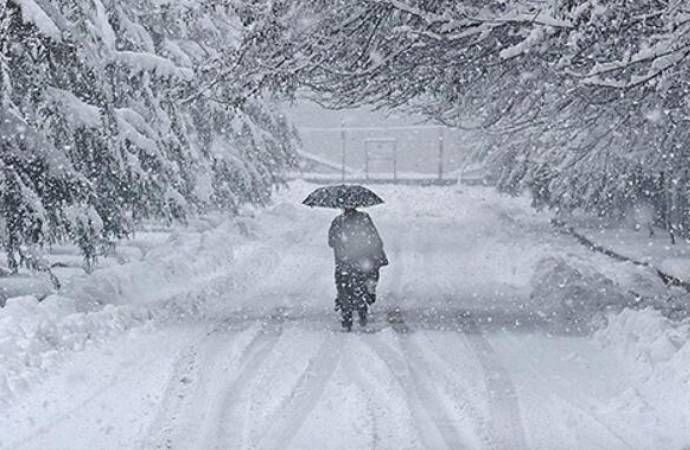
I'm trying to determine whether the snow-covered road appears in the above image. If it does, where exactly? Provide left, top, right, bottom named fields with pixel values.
left=2, top=183, right=688, bottom=450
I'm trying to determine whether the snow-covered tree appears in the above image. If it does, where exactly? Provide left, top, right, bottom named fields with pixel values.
left=220, top=0, right=690, bottom=240
left=0, top=0, right=298, bottom=270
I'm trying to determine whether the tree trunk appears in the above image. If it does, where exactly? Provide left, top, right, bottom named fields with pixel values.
left=665, top=170, right=678, bottom=245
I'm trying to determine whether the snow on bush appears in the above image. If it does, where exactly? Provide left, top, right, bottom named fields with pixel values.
left=530, top=256, right=633, bottom=332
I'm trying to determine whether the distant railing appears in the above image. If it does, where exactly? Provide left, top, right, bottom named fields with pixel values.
left=296, top=124, right=456, bottom=184
left=291, top=172, right=459, bottom=186
left=292, top=122, right=492, bottom=186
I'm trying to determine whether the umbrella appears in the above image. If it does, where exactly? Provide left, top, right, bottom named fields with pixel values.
left=302, top=184, right=384, bottom=209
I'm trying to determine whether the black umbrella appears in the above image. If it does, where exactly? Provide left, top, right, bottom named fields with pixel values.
left=302, top=184, right=384, bottom=209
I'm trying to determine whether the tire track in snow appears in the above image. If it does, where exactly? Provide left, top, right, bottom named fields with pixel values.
left=143, top=320, right=252, bottom=450
left=457, top=316, right=528, bottom=450
left=395, top=191, right=522, bottom=449
left=255, top=330, right=342, bottom=450
left=144, top=339, right=203, bottom=450
left=8, top=344, right=188, bottom=450
left=376, top=204, right=470, bottom=448
left=498, top=333, right=635, bottom=449
left=380, top=204, right=452, bottom=448
left=210, top=308, right=287, bottom=450
left=342, top=343, right=382, bottom=450
left=402, top=322, right=498, bottom=449
left=363, top=323, right=470, bottom=449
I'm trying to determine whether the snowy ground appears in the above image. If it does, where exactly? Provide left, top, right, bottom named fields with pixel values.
left=1, top=182, right=689, bottom=450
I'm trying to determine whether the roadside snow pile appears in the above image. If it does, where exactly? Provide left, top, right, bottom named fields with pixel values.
left=529, top=256, right=634, bottom=331
left=0, top=214, right=259, bottom=407
left=597, top=308, right=690, bottom=370
left=63, top=220, right=244, bottom=310
left=0, top=295, right=152, bottom=407
left=594, top=308, right=690, bottom=449
left=0, top=274, right=54, bottom=307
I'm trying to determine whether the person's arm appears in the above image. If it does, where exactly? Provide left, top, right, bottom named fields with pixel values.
left=366, top=215, right=382, bottom=247
left=363, top=214, right=387, bottom=266
left=364, top=214, right=383, bottom=251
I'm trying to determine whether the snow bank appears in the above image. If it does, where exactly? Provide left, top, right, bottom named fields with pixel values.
left=0, top=275, right=54, bottom=307
left=62, top=219, right=247, bottom=311
left=0, top=213, right=261, bottom=407
left=597, top=308, right=690, bottom=369
left=0, top=295, right=151, bottom=404
left=594, top=308, right=690, bottom=449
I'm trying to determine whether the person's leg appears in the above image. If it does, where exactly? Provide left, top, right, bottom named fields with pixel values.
left=357, top=305, right=368, bottom=327
left=334, top=263, right=347, bottom=311
left=350, top=270, right=369, bottom=327
left=341, top=308, right=353, bottom=331
left=336, top=264, right=355, bottom=330
left=365, top=269, right=379, bottom=304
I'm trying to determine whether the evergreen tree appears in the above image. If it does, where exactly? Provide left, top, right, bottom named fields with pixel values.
left=0, top=0, right=298, bottom=271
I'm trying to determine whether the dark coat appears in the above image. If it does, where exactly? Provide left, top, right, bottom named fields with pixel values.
left=328, top=210, right=387, bottom=272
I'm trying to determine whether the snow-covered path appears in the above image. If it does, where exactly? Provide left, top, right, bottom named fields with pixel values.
left=2, top=183, right=688, bottom=450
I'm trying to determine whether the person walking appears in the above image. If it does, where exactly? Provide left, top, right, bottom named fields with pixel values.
left=328, top=207, right=387, bottom=330
left=302, top=184, right=387, bottom=330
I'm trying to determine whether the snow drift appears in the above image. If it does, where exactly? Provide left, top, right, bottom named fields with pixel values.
left=0, top=214, right=253, bottom=407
